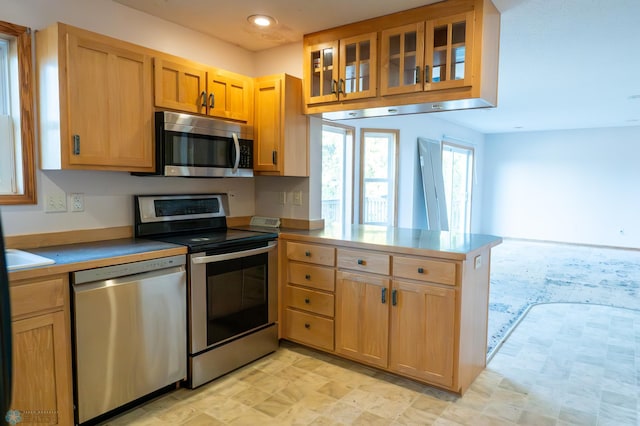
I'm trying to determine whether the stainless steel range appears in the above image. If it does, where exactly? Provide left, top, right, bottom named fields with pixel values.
left=134, top=194, right=279, bottom=388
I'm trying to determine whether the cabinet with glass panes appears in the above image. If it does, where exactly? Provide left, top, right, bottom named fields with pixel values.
left=381, top=12, right=473, bottom=95
left=304, top=32, right=377, bottom=105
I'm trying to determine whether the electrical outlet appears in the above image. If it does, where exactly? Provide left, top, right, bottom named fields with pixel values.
left=279, top=191, right=286, bottom=205
left=292, top=191, right=303, bottom=206
left=71, top=193, right=84, bottom=212
left=474, top=255, right=482, bottom=270
left=45, top=193, right=67, bottom=213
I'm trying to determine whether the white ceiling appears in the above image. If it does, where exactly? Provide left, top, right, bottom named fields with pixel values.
left=113, top=0, right=640, bottom=134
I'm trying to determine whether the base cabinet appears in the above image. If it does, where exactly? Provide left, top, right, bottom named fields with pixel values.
left=335, top=271, right=389, bottom=368
left=389, top=281, right=455, bottom=388
left=9, top=275, right=73, bottom=426
left=280, top=236, right=494, bottom=394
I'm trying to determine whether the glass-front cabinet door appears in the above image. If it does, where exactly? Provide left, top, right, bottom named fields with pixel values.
left=380, top=23, right=425, bottom=96
left=338, top=33, right=377, bottom=100
left=425, top=12, right=473, bottom=91
left=305, top=41, right=339, bottom=104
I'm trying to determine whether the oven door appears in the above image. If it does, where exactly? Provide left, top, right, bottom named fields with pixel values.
left=189, top=241, right=277, bottom=354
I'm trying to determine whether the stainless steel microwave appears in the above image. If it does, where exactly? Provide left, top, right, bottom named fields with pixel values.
left=140, top=111, right=254, bottom=177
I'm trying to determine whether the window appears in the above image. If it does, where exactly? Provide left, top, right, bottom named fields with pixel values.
left=442, top=141, right=474, bottom=233
left=0, top=21, right=36, bottom=204
left=321, top=123, right=354, bottom=231
left=360, top=129, right=398, bottom=226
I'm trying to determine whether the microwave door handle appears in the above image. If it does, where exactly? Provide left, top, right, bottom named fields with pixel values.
left=191, top=241, right=277, bottom=264
left=232, top=133, right=240, bottom=173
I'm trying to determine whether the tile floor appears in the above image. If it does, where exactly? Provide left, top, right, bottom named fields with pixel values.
left=102, top=303, right=639, bottom=425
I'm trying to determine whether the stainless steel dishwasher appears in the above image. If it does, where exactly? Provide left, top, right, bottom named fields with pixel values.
left=71, top=254, right=187, bottom=424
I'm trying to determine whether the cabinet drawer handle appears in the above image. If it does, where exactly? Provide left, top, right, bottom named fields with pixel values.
left=304, top=298, right=310, bottom=304
left=415, top=66, right=420, bottom=84
left=305, top=274, right=311, bottom=280
left=304, top=250, right=311, bottom=257
left=425, top=65, right=430, bottom=83
left=304, top=323, right=311, bottom=329
left=357, top=259, right=364, bottom=265
left=381, top=287, right=387, bottom=304
left=417, top=267, right=424, bottom=274
left=338, top=78, right=345, bottom=94
left=200, top=91, right=207, bottom=107
left=331, top=79, right=337, bottom=95
left=392, top=289, right=398, bottom=306
left=209, top=92, right=215, bottom=108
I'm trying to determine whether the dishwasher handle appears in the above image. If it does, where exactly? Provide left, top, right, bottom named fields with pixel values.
left=191, top=241, right=277, bottom=264
left=73, top=265, right=186, bottom=293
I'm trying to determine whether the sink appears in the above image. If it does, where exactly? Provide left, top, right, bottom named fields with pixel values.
left=5, top=249, right=56, bottom=271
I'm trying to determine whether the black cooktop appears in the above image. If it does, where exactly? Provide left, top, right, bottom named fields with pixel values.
left=148, top=228, right=278, bottom=252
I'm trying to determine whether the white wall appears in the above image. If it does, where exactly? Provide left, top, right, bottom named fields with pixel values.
left=481, top=126, right=640, bottom=248
left=0, top=0, right=260, bottom=236
left=253, top=42, right=303, bottom=78
left=333, top=113, right=486, bottom=231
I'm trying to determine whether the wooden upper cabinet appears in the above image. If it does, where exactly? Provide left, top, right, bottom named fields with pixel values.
left=153, top=56, right=252, bottom=123
left=305, top=33, right=377, bottom=105
left=381, top=12, right=473, bottom=95
left=380, top=22, right=425, bottom=96
left=254, top=74, right=308, bottom=176
left=37, top=23, right=154, bottom=172
left=302, top=0, right=500, bottom=116
left=208, top=69, right=252, bottom=122
left=154, top=57, right=207, bottom=114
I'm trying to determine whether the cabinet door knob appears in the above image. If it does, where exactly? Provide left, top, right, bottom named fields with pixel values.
left=417, top=267, right=424, bottom=274
left=357, top=259, right=364, bottom=265
left=305, top=274, right=311, bottom=280
left=305, top=251, right=311, bottom=257
left=304, top=298, right=310, bottom=304
left=304, top=323, right=311, bottom=329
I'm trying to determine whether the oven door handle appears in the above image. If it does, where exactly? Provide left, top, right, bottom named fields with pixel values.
left=232, top=133, right=240, bottom=174
left=191, top=241, right=277, bottom=264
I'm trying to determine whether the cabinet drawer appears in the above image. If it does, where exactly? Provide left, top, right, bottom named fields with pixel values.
left=286, top=285, right=334, bottom=317
left=287, top=242, right=335, bottom=266
left=284, top=308, right=334, bottom=351
left=393, top=256, right=457, bottom=286
left=337, top=248, right=390, bottom=275
left=288, top=263, right=335, bottom=292
left=10, top=276, right=66, bottom=319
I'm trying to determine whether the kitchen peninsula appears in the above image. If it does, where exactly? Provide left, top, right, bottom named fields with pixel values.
left=278, top=224, right=501, bottom=395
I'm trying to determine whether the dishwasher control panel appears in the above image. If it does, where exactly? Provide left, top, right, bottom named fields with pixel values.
left=73, top=254, right=186, bottom=284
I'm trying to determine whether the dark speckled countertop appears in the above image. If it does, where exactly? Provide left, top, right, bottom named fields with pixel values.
left=8, top=238, right=186, bottom=283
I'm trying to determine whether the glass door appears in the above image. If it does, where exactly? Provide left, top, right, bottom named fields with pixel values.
left=425, top=12, right=473, bottom=90
left=380, top=22, right=425, bottom=96
left=339, top=33, right=377, bottom=100
left=305, top=41, right=339, bottom=104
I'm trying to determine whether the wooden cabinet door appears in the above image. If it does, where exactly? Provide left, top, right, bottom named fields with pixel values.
left=154, top=57, right=207, bottom=114
left=389, top=280, right=455, bottom=388
left=253, top=76, right=281, bottom=173
left=11, top=311, right=73, bottom=426
left=66, top=32, right=153, bottom=171
left=380, top=22, right=425, bottom=96
left=304, top=40, right=339, bottom=104
left=425, top=12, right=474, bottom=91
left=335, top=271, right=389, bottom=368
left=338, top=33, right=378, bottom=101
left=208, top=70, right=251, bottom=122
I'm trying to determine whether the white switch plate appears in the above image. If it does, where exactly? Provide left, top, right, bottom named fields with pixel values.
left=292, top=191, right=303, bottom=206
left=45, top=193, right=67, bottom=213
left=474, top=255, right=482, bottom=269
left=71, top=193, right=84, bottom=212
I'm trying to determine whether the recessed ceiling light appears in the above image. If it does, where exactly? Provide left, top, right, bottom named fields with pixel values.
left=628, top=94, right=640, bottom=100
left=514, top=126, right=524, bottom=129
left=247, top=14, right=276, bottom=28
